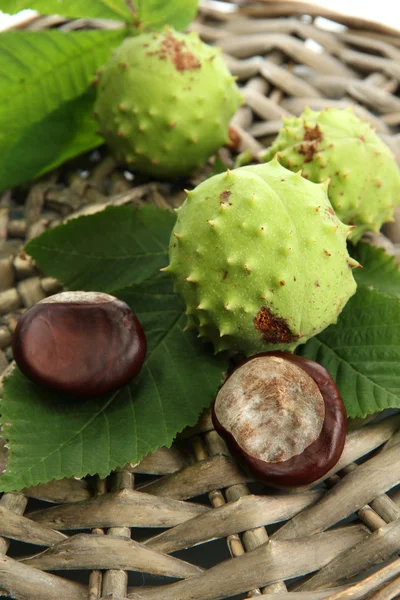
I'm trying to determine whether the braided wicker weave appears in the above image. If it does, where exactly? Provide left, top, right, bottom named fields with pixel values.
left=1, top=2, right=400, bottom=599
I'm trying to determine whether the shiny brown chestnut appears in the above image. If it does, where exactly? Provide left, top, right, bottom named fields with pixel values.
left=212, top=351, right=346, bottom=488
left=12, top=291, right=146, bottom=397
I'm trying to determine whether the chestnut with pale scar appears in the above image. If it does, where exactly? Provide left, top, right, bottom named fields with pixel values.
left=212, top=352, right=346, bottom=487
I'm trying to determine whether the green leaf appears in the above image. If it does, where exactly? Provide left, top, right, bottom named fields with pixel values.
left=1, top=204, right=228, bottom=491
left=350, top=242, right=400, bottom=298
left=0, top=273, right=227, bottom=492
left=0, top=0, right=131, bottom=21
left=3, top=88, right=102, bottom=190
left=298, top=286, right=400, bottom=418
left=135, top=0, right=198, bottom=31
left=298, top=242, right=400, bottom=418
left=0, top=29, right=127, bottom=192
left=26, top=205, right=175, bottom=292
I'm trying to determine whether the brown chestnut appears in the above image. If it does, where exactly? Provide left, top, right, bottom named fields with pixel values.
left=12, top=291, right=146, bottom=397
left=212, top=351, right=346, bottom=488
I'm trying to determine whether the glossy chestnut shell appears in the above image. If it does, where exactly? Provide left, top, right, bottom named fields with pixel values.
left=212, top=351, right=346, bottom=488
left=12, top=291, right=147, bottom=397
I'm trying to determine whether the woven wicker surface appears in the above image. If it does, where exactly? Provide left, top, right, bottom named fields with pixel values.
left=1, top=2, right=400, bottom=599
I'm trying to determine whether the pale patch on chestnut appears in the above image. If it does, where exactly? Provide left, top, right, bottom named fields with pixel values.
left=40, top=291, right=114, bottom=304
left=212, top=351, right=347, bottom=488
left=214, top=356, right=325, bottom=463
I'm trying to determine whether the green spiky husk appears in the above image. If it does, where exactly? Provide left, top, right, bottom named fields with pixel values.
left=263, top=108, right=400, bottom=243
left=166, top=160, right=358, bottom=355
left=94, top=28, right=242, bottom=178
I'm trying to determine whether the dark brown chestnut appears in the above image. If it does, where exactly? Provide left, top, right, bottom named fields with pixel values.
left=212, top=351, right=346, bottom=488
left=12, top=291, right=146, bottom=397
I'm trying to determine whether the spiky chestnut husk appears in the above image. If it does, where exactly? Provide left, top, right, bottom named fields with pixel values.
left=263, top=107, right=400, bottom=243
left=93, top=28, right=242, bottom=178
left=165, top=159, right=359, bottom=355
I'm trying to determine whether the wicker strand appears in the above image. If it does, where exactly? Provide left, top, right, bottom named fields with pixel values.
left=283, top=456, right=400, bottom=591
left=204, top=430, right=288, bottom=595
left=88, top=478, right=107, bottom=600
left=369, top=574, right=400, bottom=599
left=101, top=469, right=134, bottom=599
left=191, top=436, right=260, bottom=592
left=324, top=557, right=400, bottom=599
left=0, top=494, right=28, bottom=555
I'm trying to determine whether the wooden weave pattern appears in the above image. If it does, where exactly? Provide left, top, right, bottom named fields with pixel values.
left=1, top=2, right=400, bottom=598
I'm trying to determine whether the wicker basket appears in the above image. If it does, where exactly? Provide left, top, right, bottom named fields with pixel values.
left=1, top=2, right=400, bottom=599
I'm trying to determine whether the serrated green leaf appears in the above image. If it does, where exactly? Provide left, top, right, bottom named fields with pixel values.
left=298, top=242, right=400, bottom=418
left=350, top=242, right=400, bottom=297
left=0, top=0, right=131, bottom=21
left=0, top=272, right=227, bottom=492
left=3, top=88, right=102, bottom=189
left=26, top=205, right=175, bottom=292
left=298, top=286, right=400, bottom=418
left=135, top=0, right=198, bottom=32
left=0, top=29, right=127, bottom=192
left=0, top=203, right=227, bottom=491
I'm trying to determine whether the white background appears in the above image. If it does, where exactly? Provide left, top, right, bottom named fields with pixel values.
left=313, top=0, right=400, bottom=28
left=0, top=0, right=399, bottom=30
